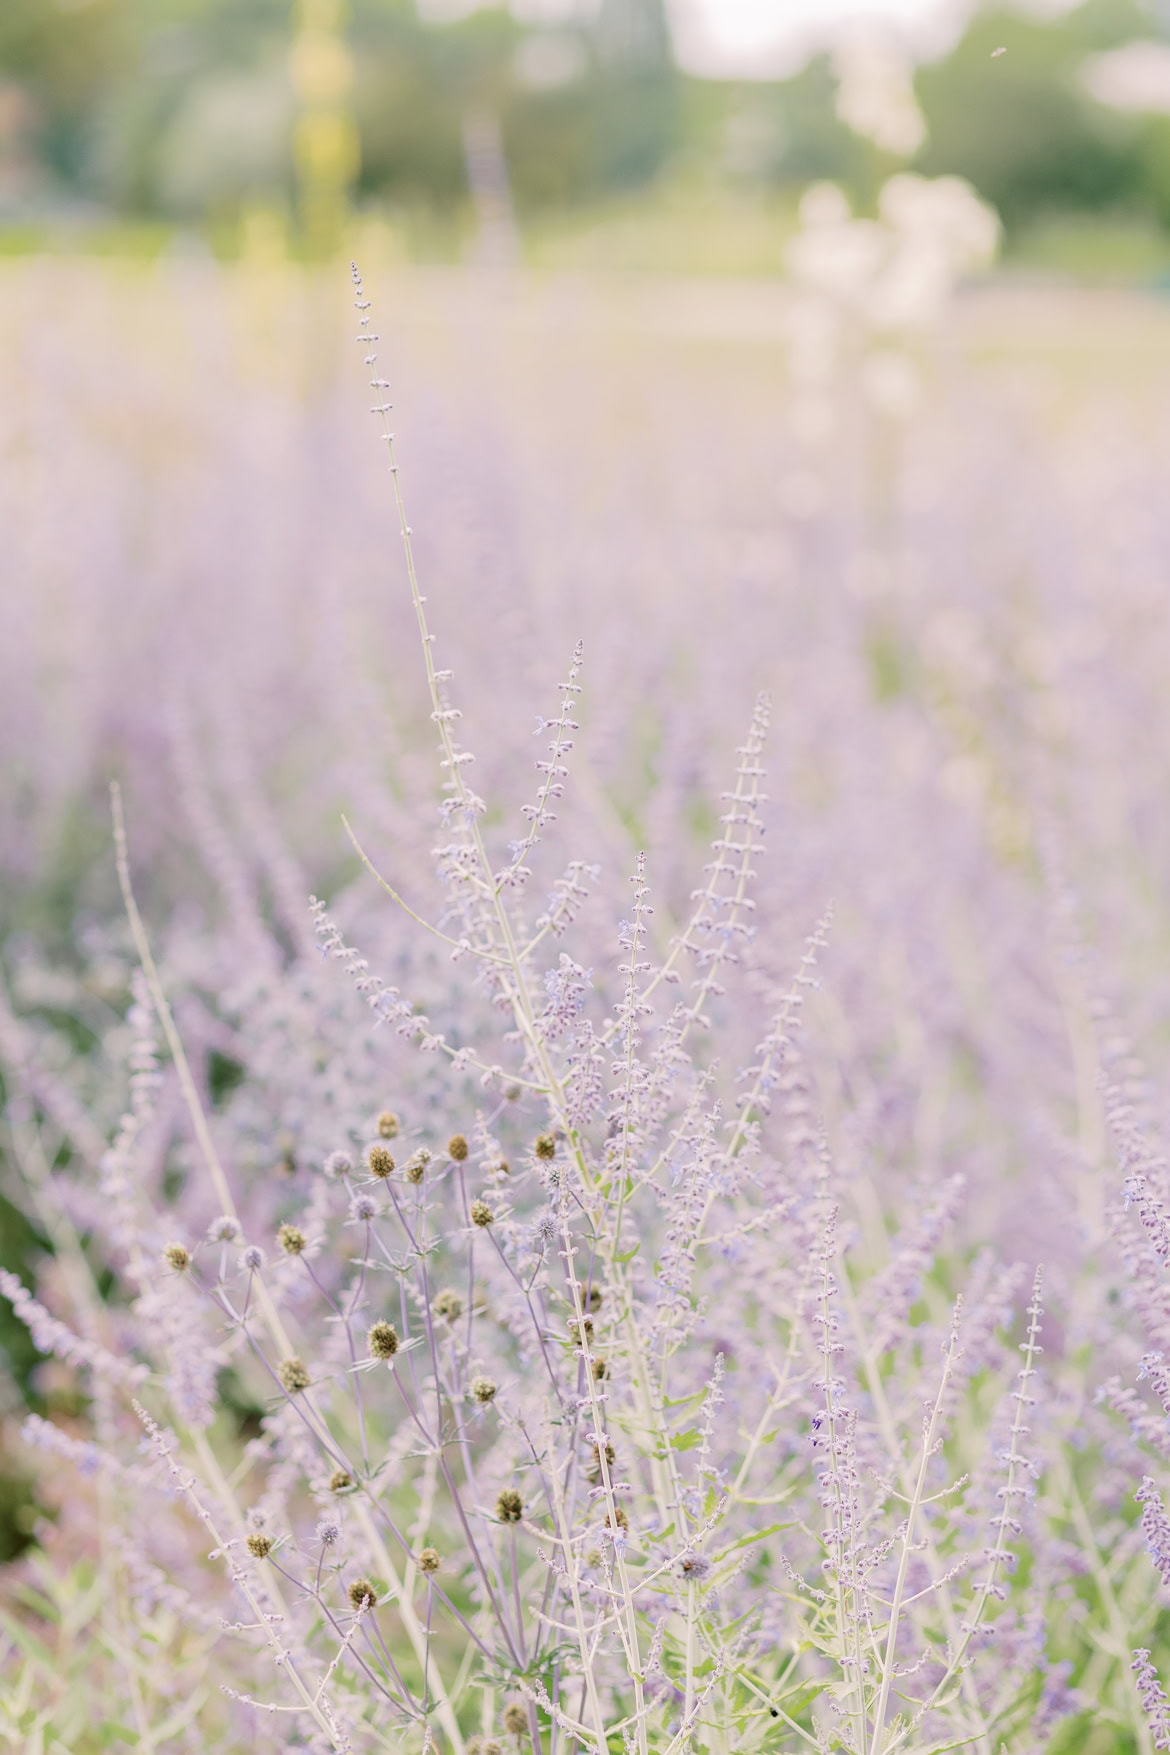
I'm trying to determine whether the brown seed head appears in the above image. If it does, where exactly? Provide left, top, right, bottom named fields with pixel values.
left=495, top=1488, right=523, bottom=1524
left=417, top=1546, right=441, bottom=1574
left=367, top=1144, right=395, bottom=1180
left=246, top=1532, right=273, bottom=1559
left=277, top=1223, right=306, bottom=1256
left=470, top=1199, right=494, bottom=1228
left=277, top=1356, right=311, bottom=1393
left=605, top=1505, right=629, bottom=1533
left=471, top=1375, right=497, bottom=1404
left=329, top=1468, right=354, bottom=1493
left=405, top=1149, right=430, bottom=1184
left=368, top=1320, right=399, bottom=1360
left=534, top=1133, right=556, bottom=1161
left=434, top=1289, right=462, bottom=1323
left=447, top=1134, right=469, bottom=1162
left=591, top=1357, right=609, bottom=1382
left=484, top=1744, right=503, bottom=1755
left=568, top=1316, right=594, bottom=1347
left=163, top=1242, right=190, bottom=1272
left=586, top=1286, right=603, bottom=1312
left=588, top=1438, right=615, bottom=1479
left=377, top=1110, right=400, bottom=1140
left=502, top=1703, right=527, bottom=1737
left=348, top=1577, right=377, bottom=1611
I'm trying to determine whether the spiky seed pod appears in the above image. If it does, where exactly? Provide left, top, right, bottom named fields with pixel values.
left=470, top=1199, right=494, bottom=1228
left=447, top=1134, right=469, bottom=1162
left=534, top=1134, right=556, bottom=1161
left=495, top=1488, right=523, bottom=1523
left=502, top=1703, right=527, bottom=1737
left=368, top=1320, right=399, bottom=1360
left=588, top=1438, right=615, bottom=1481
left=277, top=1224, right=306, bottom=1255
left=348, top=1578, right=377, bottom=1611
left=329, top=1468, right=354, bottom=1493
left=405, top=1149, right=430, bottom=1184
left=277, top=1357, right=311, bottom=1393
left=605, top=1505, right=629, bottom=1532
left=471, top=1375, right=497, bottom=1404
left=417, top=1546, right=441, bottom=1574
left=163, top=1242, right=190, bottom=1271
left=434, top=1289, right=462, bottom=1322
left=376, top=1110, right=400, bottom=1140
left=367, top=1144, right=395, bottom=1180
left=246, top=1533, right=273, bottom=1558
left=591, top=1357, right=608, bottom=1382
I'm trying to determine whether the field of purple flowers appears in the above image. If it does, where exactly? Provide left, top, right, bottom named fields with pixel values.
left=3, top=244, right=1170, bottom=1753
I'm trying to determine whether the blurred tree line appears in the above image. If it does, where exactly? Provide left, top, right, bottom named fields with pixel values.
left=1, top=0, right=1170, bottom=244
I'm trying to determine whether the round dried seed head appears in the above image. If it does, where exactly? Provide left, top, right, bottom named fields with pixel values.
left=605, top=1505, right=629, bottom=1533
left=591, top=1357, right=608, bottom=1382
left=348, top=1577, right=378, bottom=1611
left=447, top=1134, right=469, bottom=1162
left=483, top=1743, right=503, bottom=1755
left=368, top=1320, right=399, bottom=1360
left=471, top=1375, right=497, bottom=1404
left=568, top=1316, right=594, bottom=1346
left=502, top=1703, right=527, bottom=1737
left=588, top=1438, right=615, bottom=1477
left=376, top=1110, right=400, bottom=1140
left=277, top=1223, right=306, bottom=1256
left=495, top=1488, right=523, bottom=1524
left=534, top=1133, right=556, bottom=1161
left=417, top=1546, right=441, bottom=1574
left=405, top=1149, right=430, bottom=1184
left=470, top=1199, right=494, bottom=1228
left=466, top=1740, right=485, bottom=1755
left=586, top=1286, right=603, bottom=1312
left=277, top=1357, right=311, bottom=1393
left=433, top=1289, right=462, bottom=1323
left=367, top=1144, right=395, bottom=1180
left=329, top=1468, right=354, bottom=1493
left=246, top=1532, right=273, bottom=1559
left=163, top=1242, right=190, bottom=1272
